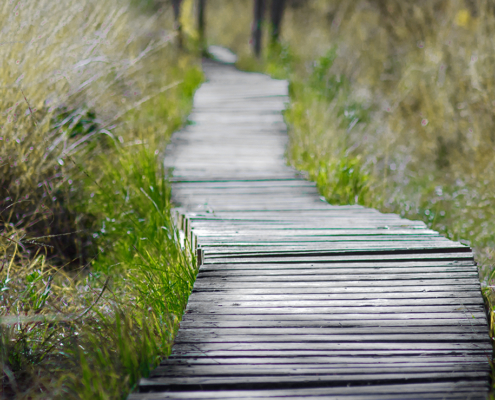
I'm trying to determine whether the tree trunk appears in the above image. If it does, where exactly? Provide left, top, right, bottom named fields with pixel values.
left=252, top=0, right=265, bottom=57
left=198, top=0, right=206, bottom=55
left=172, top=0, right=183, bottom=49
left=270, top=0, right=286, bottom=44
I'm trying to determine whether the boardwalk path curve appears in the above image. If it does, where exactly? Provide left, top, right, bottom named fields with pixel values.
left=130, top=60, right=492, bottom=399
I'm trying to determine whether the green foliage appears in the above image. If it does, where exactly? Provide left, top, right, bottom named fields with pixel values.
left=308, top=48, right=343, bottom=100
left=314, top=157, right=370, bottom=205
left=85, top=147, right=196, bottom=316
left=283, top=51, right=372, bottom=207
left=307, top=50, right=369, bottom=128
left=57, top=147, right=196, bottom=400
left=52, top=107, right=99, bottom=139
left=1, top=144, right=199, bottom=399
left=265, top=42, right=296, bottom=79
left=130, top=0, right=163, bottom=13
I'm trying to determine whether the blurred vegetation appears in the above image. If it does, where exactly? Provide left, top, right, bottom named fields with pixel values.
left=0, top=0, right=202, bottom=398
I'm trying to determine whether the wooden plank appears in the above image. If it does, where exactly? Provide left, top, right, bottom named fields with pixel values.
left=189, top=284, right=482, bottom=293
left=139, top=371, right=490, bottom=390
left=151, top=364, right=491, bottom=377
left=176, top=326, right=490, bottom=336
left=186, top=297, right=484, bottom=307
left=191, top=228, right=441, bottom=235
left=172, top=181, right=317, bottom=189
left=199, top=239, right=465, bottom=249
left=197, top=268, right=479, bottom=276
left=184, top=304, right=485, bottom=315
left=180, top=312, right=489, bottom=323
left=174, top=332, right=490, bottom=343
left=203, top=253, right=475, bottom=264
left=188, top=290, right=484, bottom=301
left=191, top=284, right=483, bottom=293
left=195, top=273, right=481, bottom=282
left=131, top=392, right=487, bottom=400
left=198, top=261, right=477, bottom=271
left=169, top=349, right=491, bottom=359
left=130, top=381, right=489, bottom=399
left=169, top=341, right=493, bottom=353
left=160, top=355, right=491, bottom=365
left=193, top=279, right=483, bottom=289
left=193, top=232, right=441, bottom=240
left=198, top=238, right=450, bottom=245
left=185, top=210, right=404, bottom=218
left=202, top=246, right=471, bottom=258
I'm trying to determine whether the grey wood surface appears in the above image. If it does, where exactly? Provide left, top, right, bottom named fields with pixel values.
left=130, top=59, right=492, bottom=399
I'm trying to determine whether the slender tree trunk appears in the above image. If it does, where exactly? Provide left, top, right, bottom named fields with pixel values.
left=252, top=0, right=265, bottom=57
left=270, top=0, right=286, bottom=44
left=198, top=0, right=206, bottom=55
left=172, top=0, right=183, bottom=49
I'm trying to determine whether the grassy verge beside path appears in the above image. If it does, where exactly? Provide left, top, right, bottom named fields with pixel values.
left=1, top=1, right=202, bottom=398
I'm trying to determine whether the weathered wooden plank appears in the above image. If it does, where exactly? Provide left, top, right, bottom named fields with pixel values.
left=169, top=349, right=491, bottom=360
left=189, top=228, right=446, bottom=236
left=193, top=279, right=482, bottom=289
left=195, top=229, right=436, bottom=236
left=197, top=234, right=450, bottom=241
left=186, top=297, right=484, bottom=307
left=201, top=238, right=464, bottom=248
left=176, top=326, right=489, bottom=336
left=151, top=364, right=490, bottom=377
left=160, top=355, right=491, bottom=365
left=199, top=263, right=477, bottom=272
left=185, top=304, right=485, bottom=315
left=199, top=238, right=450, bottom=245
left=202, top=246, right=470, bottom=258
left=170, top=341, right=493, bottom=353
left=188, top=290, right=484, bottom=301
left=174, top=332, right=490, bottom=344
left=139, top=371, right=489, bottom=390
left=130, top=381, right=489, bottom=399
left=131, top=391, right=487, bottom=400
left=191, top=291, right=483, bottom=304
left=197, top=268, right=479, bottom=277
left=180, top=312, right=489, bottom=323
left=195, top=275, right=481, bottom=283
left=172, top=180, right=315, bottom=187
left=191, top=284, right=483, bottom=294
left=203, top=253, right=475, bottom=264
left=184, top=210, right=403, bottom=217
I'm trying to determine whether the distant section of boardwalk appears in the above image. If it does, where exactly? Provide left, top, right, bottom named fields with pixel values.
left=129, top=59, right=492, bottom=399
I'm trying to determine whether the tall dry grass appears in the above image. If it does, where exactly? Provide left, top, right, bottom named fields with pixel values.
left=0, top=0, right=177, bottom=264
left=1, top=0, right=202, bottom=398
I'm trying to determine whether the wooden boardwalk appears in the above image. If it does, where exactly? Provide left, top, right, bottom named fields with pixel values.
left=130, top=60, right=492, bottom=399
